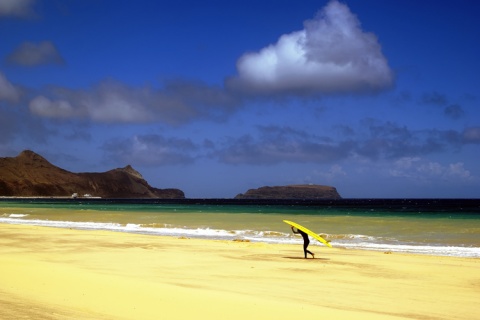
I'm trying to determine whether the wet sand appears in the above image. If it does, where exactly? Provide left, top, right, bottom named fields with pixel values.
left=0, top=223, right=478, bottom=319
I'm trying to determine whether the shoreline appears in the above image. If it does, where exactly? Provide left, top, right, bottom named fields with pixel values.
left=1, top=223, right=479, bottom=319
left=2, top=196, right=479, bottom=206
left=1, top=215, right=479, bottom=258
left=0, top=196, right=102, bottom=199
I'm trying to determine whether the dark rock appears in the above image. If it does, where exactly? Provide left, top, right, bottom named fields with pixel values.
left=235, top=184, right=341, bottom=200
left=0, top=150, right=185, bottom=199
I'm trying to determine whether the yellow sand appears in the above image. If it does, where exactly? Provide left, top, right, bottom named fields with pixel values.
left=0, top=224, right=478, bottom=320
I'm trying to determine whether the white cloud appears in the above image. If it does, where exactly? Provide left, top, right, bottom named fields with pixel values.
left=228, top=0, right=393, bottom=96
left=27, top=79, right=239, bottom=124
left=29, top=96, right=76, bottom=118
left=390, top=157, right=473, bottom=182
left=7, top=41, right=64, bottom=66
left=28, top=83, right=151, bottom=123
left=446, top=162, right=471, bottom=180
left=0, top=0, right=35, bottom=18
left=0, top=72, right=21, bottom=103
left=418, top=162, right=444, bottom=176
left=85, top=82, right=152, bottom=122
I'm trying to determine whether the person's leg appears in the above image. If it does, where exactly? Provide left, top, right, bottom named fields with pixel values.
left=303, top=239, right=310, bottom=258
left=304, top=239, right=314, bottom=258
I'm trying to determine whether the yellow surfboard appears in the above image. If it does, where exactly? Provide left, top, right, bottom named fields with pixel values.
left=283, top=220, right=332, bottom=248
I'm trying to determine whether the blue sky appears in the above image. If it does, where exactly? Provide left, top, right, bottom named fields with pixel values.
left=1, top=0, right=479, bottom=198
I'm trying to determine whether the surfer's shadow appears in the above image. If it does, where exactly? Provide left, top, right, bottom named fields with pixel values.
left=283, top=257, right=330, bottom=261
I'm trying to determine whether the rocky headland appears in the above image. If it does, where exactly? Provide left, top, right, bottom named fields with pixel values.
left=0, top=150, right=185, bottom=199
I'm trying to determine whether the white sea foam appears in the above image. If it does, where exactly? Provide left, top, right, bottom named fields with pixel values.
left=1, top=213, right=29, bottom=217
left=8, top=214, right=29, bottom=218
left=1, top=217, right=479, bottom=258
left=340, top=242, right=480, bottom=258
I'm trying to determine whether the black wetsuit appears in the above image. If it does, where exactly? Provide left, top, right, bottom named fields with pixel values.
left=297, top=229, right=314, bottom=258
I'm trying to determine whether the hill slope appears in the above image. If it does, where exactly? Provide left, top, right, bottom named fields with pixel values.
left=0, top=150, right=184, bottom=198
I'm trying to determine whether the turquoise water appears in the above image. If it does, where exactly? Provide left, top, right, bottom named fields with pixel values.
left=1, top=199, right=479, bottom=257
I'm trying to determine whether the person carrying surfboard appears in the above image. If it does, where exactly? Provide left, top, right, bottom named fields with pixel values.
left=291, top=226, right=315, bottom=259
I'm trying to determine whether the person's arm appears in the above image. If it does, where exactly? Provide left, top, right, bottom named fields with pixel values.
left=291, top=226, right=299, bottom=234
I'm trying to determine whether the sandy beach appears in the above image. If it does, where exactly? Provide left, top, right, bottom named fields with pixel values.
left=0, top=223, right=478, bottom=320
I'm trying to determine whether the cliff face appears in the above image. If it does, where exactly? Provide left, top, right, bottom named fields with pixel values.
left=0, top=150, right=185, bottom=199
left=235, top=184, right=342, bottom=200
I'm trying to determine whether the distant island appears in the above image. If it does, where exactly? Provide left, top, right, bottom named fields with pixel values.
left=0, top=150, right=185, bottom=199
left=235, top=185, right=342, bottom=200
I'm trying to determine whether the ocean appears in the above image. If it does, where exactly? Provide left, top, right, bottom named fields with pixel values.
left=1, top=198, right=479, bottom=258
